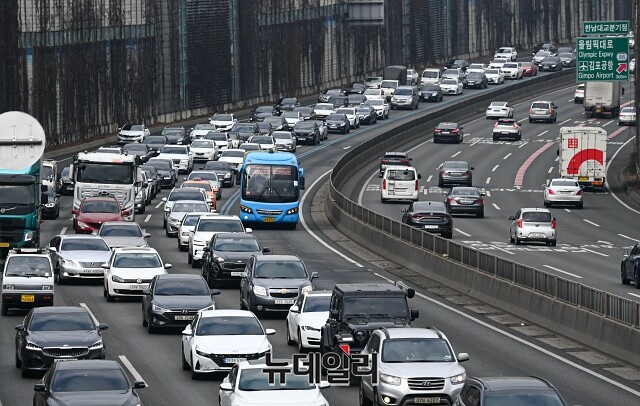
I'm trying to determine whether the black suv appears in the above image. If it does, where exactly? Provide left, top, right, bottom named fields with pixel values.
left=201, top=233, right=269, bottom=288
left=161, top=126, right=189, bottom=145
left=320, top=282, right=419, bottom=356
left=454, top=376, right=568, bottom=405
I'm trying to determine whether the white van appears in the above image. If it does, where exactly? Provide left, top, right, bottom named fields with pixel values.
left=1, top=249, right=54, bottom=315
left=42, top=160, right=58, bottom=193
left=381, top=166, right=421, bottom=203
left=421, top=68, right=442, bottom=85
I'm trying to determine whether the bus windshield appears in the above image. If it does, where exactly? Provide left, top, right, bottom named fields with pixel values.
left=241, top=164, right=299, bottom=203
left=76, top=163, right=134, bottom=184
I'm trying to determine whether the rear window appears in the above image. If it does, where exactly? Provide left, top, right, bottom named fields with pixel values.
left=531, top=102, right=550, bottom=109
left=394, top=88, right=413, bottom=96
left=550, top=180, right=579, bottom=187
left=522, top=212, right=552, bottom=223
left=386, top=169, right=415, bottom=181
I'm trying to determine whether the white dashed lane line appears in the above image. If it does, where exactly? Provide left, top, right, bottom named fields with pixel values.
left=492, top=203, right=501, bottom=210
left=564, top=208, right=571, bottom=213
left=543, top=265, right=582, bottom=278
left=144, top=215, right=151, bottom=223
left=583, top=219, right=600, bottom=227
left=455, top=228, right=471, bottom=237
left=548, top=166, right=554, bottom=174
left=426, top=175, right=433, bottom=183
left=118, top=355, right=148, bottom=387
left=486, top=177, right=491, bottom=184
left=503, top=153, right=512, bottom=160
left=602, top=120, right=613, bottom=127
left=582, top=247, right=608, bottom=257
left=451, top=151, right=461, bottom=158
left=517, top=141, right=529, bottom=149
left=491, top=165, right=499, bottom=172
left=537, top=131, right=548, bottom=137
left=155, top=201, right=164, bottom=209
left=618, top=233, right=638, bottom=242
left=60, top=227, right=67, bottom=235
left=557, top=119, right=571, bottom=125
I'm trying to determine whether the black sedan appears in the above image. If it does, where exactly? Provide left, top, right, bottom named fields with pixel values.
left=463, top=72, right=488, bottom=89
left=293, top=121, right=321, bottom=145
left=42, top=186, right=60, bottom=220
left=33, top=360, right=145, bottom=406
left=445, top=59, right=470, bottom=71
left=275, top=97, right=300, bottom=113
left=16, top=306, right=108, bottom=377
left=143, top=135, right=169, bottom=155
left=539, top=56, right=563, bottom=71
left=621, top=243, right=640, bottom=287
left=263, top=116, right=288, bottom=131
left=419, top=85, right=443, bottom=102
left=144, top=159, right=176, bottom=188
left=141, top=274, right=218, bottom=333
left=347, top=94, right=366, bottom=106
left=250, top=105, right=277, bottom=122
left=444, top=187, right=485, bottom=217
left=438, top=161, right=473, bottom=187
left=355, top=104, right=378, bottom=125
left=122, top=142, right=154, bottom=162
left=345, top=82, right=367, bottom=94
left=401, top=201, right=453, bottom=238
left=257, top=122, right=274, bottom=135
left=559, top=52, right=576, bottom=67
left=318, top=88, right=344, bottom=102
left=327, top=95, right=349, bottom=109
left=325, top=113, right=350, bottom=134
left=58, top=166, right=74, bottom=195
left=229, top=122, right=260, bottom=142
left=161, top=127, right=189, bottom=145
left=434, top=122, right=464, bottom=143
left=203, top=161, right=235, bottom=187
left=202, top=233, right=269, bottom=287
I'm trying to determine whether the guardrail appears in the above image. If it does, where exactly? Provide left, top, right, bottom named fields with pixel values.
left=326, top=68, right=640, bottom=367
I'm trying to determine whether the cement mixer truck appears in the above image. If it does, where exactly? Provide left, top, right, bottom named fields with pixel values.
left=0, top=112, right=48, bottom=259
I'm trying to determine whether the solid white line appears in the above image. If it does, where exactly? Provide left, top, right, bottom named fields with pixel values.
left=555, top=156, right=559, bottom=162
left=583, top=219, right=600, bottom=227
left=618, top=233, right=638, bottom=242
left=503, top=153, right=512, bottom=160
left=372, top=272, right=393, bottom=283
left=406, top=290, right=640, bottom=397
left=605, top=137, right=640, bottom=215
left=491, top=165, right=499, bottom=172
left=451, top=151, right=462, bottom=158
left=537, top=130, right=548, bottom=137
left=486, top=177, right=491, bottom=184
left=628, top=293, right=640, bottom=299
left=118, top=355, right=148, bottom=386
left=597, top=240, right=612, bottom=245
left=491, top=244, right=515, bottom=255
left=79, top=303, right=99, bottom=324
left=455, top=228, right=471, bottom=237
left=426, top=175, right=433, bottom=183
left=485, top=190, right=491, bottom=197
left=492, top=203, right=501, bottom=210
left=548, top=166, right=554, bottom=174
left=144, top=214, right=151, bottom=223
left=60, top=227, right=67, bottom=235
left=358, top=170, right=378, bottom=206
left=602, top=120, right=613, bottom=127
left=155, top=201, right=164, bottom=209
left=564, top=208, right=571, bottom=213
left=543, top=265, right=583, bottom=278
left=301, top=169, right=363, bottom=267
left=557, top=119, right=571, bottom=125
left=517, top=141, right=529, bottom=149
left=582, top=247, right=609, bottom=257
left=567, top=99, right=574, bottom=102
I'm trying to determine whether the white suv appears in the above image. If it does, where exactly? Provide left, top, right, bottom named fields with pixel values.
left=1, top=249, right=54, bottom=316
left=381, top=166, right=421, bottom=203
left=103, top=247, right=171, bottom=302
left=508, top=208, right=557, bottom=246
left=188, top=215, right=250, bottom=268
left=360, top=327, right=469, bottom=406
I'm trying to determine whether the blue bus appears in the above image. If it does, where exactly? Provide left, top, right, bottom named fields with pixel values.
left=238, top=151, right=305, bottom=228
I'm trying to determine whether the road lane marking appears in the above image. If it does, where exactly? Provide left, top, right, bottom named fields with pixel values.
left=302, top=169, right=363, bottom=267
left=618, top=234, right=638, bottom=242
left=455, top=228, right=471, bottom=237
left=536, top=130, right=548, bottom=137
left=548, top=166, right=554, bottom=174
left=543, top=265, right=582, bottom=278
left=583, top=219, right=600, bottom=227
left=603, top=120, right=613, bottom=127
left=144, top=215, right=151, bottom=223
left=491, top=165, right=499, bottom=172
left=118, top=355, right=148, bottom=387
left=605, top=137, right=640, bottom=215
left=503, top=153, right=512, bottom=160
left=155, top=201, right=164, bottom=208
left=426, top=175, right=433, bottom=183
left=564, top=208, right=571, bottom=213
left=358, top=170, right=378, bottom=206
left=79, top=303, right=99, bottom=324
left=490, top=244, right=515, bottom=255
left=628, top=293, right=640, bottom=299
left=557, top=119, right=571, bottom=125
left=485, top=190, right=491, bottom=197
left=597, top=240, right=612, bottom=245
left=555, top=156, right=559, bottom=162
left=582, top=247, right=608, bottom=257
left=607, top=125, right=630, bottom=140
left=492, top=203, right=501, bottom=210
left=517, top=141, right=529, bottom=149
left=451, top=151, right=461, bottom=157
left=514, top=142, right=554, bottom=186
left=486, top=177, right=491, bottom=184
left=60, top=227, right=67, bottom=235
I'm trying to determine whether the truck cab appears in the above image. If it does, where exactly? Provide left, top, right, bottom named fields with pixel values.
left=42, top=160, right=58, bottom=193
left=1, top=248, right=54, bottom=315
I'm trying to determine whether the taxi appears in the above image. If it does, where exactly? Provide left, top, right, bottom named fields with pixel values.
left=181, top=179, right=218, bottom=211
left=1, top=248, right=54, bottom=315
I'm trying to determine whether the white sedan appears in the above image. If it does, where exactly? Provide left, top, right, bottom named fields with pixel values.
left=286, top=291, right=331, bottom=352
left=189, top=139, right=218, bottom=161
left=619, top=107, right=636, bottom=126
left=219, top=360, right=330, bottom=406
left=313, top=103, right=335, bottom=120
left=248, top=135, right=276, bottom=151
left=501, top=62, right=523, bottom=79
left=181, top=310, right=274, bottom=379
left=103, top=247, right=170, bottom=302
left=363, top=88, right=385, bottom=101
left=485, top=101, right=514, bottom=119
left=218, top=149, right=246, bottom=172
left=484, top=68, right=505, bottom=84
left=209, top=113, right=237, bottom=132
left=440, top=78, right=463, bottom=95
left=543, top=178, right=583, bottom=209
left=366, top=99, right=390, bottom=119
left=335, top=107, right=360, bottom=128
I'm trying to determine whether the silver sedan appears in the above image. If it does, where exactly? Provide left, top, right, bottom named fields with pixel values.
left=47, top=235, right=113, bottom=284
left=618, top=107, right=636, bottom=126
left=543, top=178, right=583, bottom=208
left=492, top=119, right=522, bottom=141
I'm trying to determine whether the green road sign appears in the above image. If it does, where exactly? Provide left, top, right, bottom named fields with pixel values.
left=583, top=20, right=630, bottom=35
left=576, top=37, right=629, bottom=81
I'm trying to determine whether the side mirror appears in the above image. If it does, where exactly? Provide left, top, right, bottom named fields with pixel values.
left=457, top=353, right=470, bottom=362
left=71, top=209, right=79, bottom=215
left=623, top=253, right=629, bottom=257
left=210, top=289, right=221, bottom=296
left=319, top=381, right=331, bottom=389
left=290, top=305, right=300, bottom=313
left=98, top=323, right=109, bottom=331
left=265, top=328, right=276, bottom=336
left=417, top=174, right=422, bottom=180
left=101, top=263, right=109, bottom=270
left=48, top=246, right=57, bottom=253
left=508, top=216, right=516, bottom=221
left=262, top=247, right=271, bottom=253
left=122, top=210, right=130, bottom=216
left=245, top=228, right=253, bottom=234
left=410, top=309, right=420, bottom=321
left=34, top=383, right=47, bottom=392
left=220, top=382, right=233, bottom=391
left=182, top=325, right=193, bottom=336
left=41, top=193, right=49, bottom=205
left=161, top=197, right=167, bottom=202
left=470, top=167, right=475, bottom=170
left=133, top=381, right=147, bottom=389
left=144, top=233, right=151, bottom=238
left=459, top=126, right=464, bottom=129
left=164, top=263, right=173, bottom=269
left=311, top=272, right=319, bottom=280
left=300, top=176, right=305, bottom=190
left=15, top=324, right=24, bottom=331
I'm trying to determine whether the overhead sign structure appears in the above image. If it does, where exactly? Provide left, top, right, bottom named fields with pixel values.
left=576, top=37, right=629, bottom=81
left=583, top=20, right=630, bottom=36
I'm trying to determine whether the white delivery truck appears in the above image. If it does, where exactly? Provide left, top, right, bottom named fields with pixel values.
left=583, top=81, right=621, bottom=117
left=559, top=127, right=607, bottom=190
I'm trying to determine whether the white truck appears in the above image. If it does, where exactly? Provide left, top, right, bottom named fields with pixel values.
left=583, top=81, right=621, bottom=117
left=42, top=160, right=58, bottom=193
left=559, top=127, right=607, bottom=190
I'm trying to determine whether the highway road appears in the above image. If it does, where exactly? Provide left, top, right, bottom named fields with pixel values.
left=2, top=69, right=640, bottom=405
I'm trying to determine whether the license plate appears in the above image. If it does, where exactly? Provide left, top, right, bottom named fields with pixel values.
left=230, top=272, right=244, bottom=277
left=423, top=225, right=438, bottom=229
left=530, top=233, right=545, bottom=238
left=578, top=176, right=589, bottom=181
left=460, top=200, right=474, bottom=204
left=224, top=358, right=247, bottom=364
left=54, top=358, right=77, bottom=363
left=0, top=242, right=10, bottom=248
left=21, top=295, right=35, bottom=303
left=129, top=285, right=145, bottom=290
left=275, top=299, right=295, bottom=304
left=502, top=132, right=510, bottom=134
left=263, top=217, right=275, bottom=223
left=174, top=315, right=195, bottom=321
left=414, top=398, right=441, bottom=404
left=83, top=269, right=104, bottom=274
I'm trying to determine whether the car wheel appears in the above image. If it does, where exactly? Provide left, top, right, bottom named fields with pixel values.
left=297, top=329, right=306, bottom=353
left=178, top=241, right=185, bottom=251
left=147, top=322, right=157, bottom=334
left=434, top=137, right=439, bottom=143
left=493, top=136, right=498, bottom=141
left=105, top=287, right=115, bottom=302
left=380, top=197, right=387, bottom=204
left=528, top=118, right=533, bottom=123
left=509, top=234, right=515, bottom=244
left=139, top=204, right=145, bottom=214
left=182, top=344, right=190, bottom=370
left=621, top=266, right=631, bottom=285
left=162, top=219, right=166, bottom=229
left=359, top=384, right=373, bottom=406
left=191, top=259, right=200, bottom=269
left=239, top=292, right=247, bottom=310
left=476, top=211, right=484, bottom=218
left=15, top=349, right=21, bottom=368
left=438, top=180, right=444, bottom=188
left=21, top=360, right=30, bottom=378
left=188, top=253, right=193, bottom=264
left=315, top=135, right=320, bottom=145
left=286, top=322, right=295, bottom=345
left=635, top=272, right=640, bottom=289
left=1, top=301, right=8, bottom=316
left=544, top=200, right=550, bottom=208
left=550, top=240, right=557, bottom=247
left=443, top=232, right=453, bottom=239
left=515, top=237, right=521, bottom=245
left=142, top=313, right=148, bottom=327
left=576, top=202, right=583, bottom=209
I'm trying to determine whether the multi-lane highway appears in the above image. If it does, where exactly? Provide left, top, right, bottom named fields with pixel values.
left=2, top=69, right=640, bottom=405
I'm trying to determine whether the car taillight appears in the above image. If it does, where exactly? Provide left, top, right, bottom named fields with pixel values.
left=382, top=159, right=390, bottom=164
left=415, top=180, right=419, bottom=191
left=441, top=170, right=446, bottom=175
left=449, top=197, right=456, bottom=203
left=551, top=219, right=557, bottom=229
left=548, top=108, right=553, bottom=113
left=517, top=219, right=523, bottom=228
left=465, top=170, right=472, bottom=175
left=435, top=129, right=442, bottom=133
left=493, top=122, right=499, bottom=127
left=529, top=108, right=533, bottom=113
left=513, top=123, right=518, bottom=128
left=451, top=129, right=459, bottom=133
left=548, top=189, right=555, bottom=195
left=382, top=179, right=386, bottom=189
left=401, top=159, right=409, bottom=165
left=576, top=190, right=582, bottom=196
left=475, top=198, right=484, bottom=204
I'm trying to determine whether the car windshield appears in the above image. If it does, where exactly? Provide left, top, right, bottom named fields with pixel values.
left=281, top=111, right=299, bottom=118
left=191, top=141, right=213, bottom=148
left=81, top=200, right=120, bottom=213
left=196, top=219, right=243, bottom=232
left=264, top=117, right=284, bottom=124
left=162, top=128, right=183, bottom=135
left=182, top=214, right=202, bottom=226
left=521, top=62, right=532, bottom=67
left=238, top=368, right=314, bottom=391
left=242, top=164, right=299, bottom=203
left=466, top=73, right=483, bottom=79
left=368, top=99, right=384, bottom=105
left=282, top=98, right=296, bottom=104
left=536, top=51, right=551, bottom=57
left=253, top=261, right=307, bottom=278
left=343, top=296, right=409, bottom=319
left=485, top=69, right=499, bottom=74
left=204, top=162, right=230, bottom=170
left=325, top=89, right=342, bottom=94
left=550, top=180, right=579, bottom=187
left=214, top=237, right=259, bottom=252
left=51, top=369, right=129, bottom=392
left=522, top=212, right=552, bottom=222
left=123, top=144, right=146, bottom=152
left=490, top=102, right=506, bottom=107
left=232, top=124, right=256, bottom=132
left=469, top=64, right=484, bottom=69
left=295, top=122, right=315, bottom=129
left=483, top=393, right=566, bottom=406
left=336, top=108, right=354, bottom=115
left=146, top=161, right=171, bottom=170
left=29, top=312, right=95, bottom=331
left=220, top=150, right=245, bottom=158
left=76, top=163, right=134, bottom=185
left=160, top=146, right=187, bottom=154
left=172, top=202, right=209, bottom=212
left=113, top=253, right=161, bottom=268
left=61, top=239, right=110, bottom=251
left=381, top=82, right=397, bottom=89
left=504, top=63, right=518, bottom=68
left=99, top=225, right=143, bottom=237
left=205, top=133, right=227, bottom=141
left=559, top=53, right=573, bottom=58
left=394, top=88, right=413, bottom=96
left=41, top=165, right=54, bottom=180
left=169, top=191, right=204, bottom=201
left=61, top=167, right=70, bottom=178
left=144, top=136, right=167, bottom=145
left=382, top=338, right=454, bottom=363
left=252, top=137, right=273, bottom=144
left=326, top=114, right=346, bottom=121
left=451, top=188, right=480, bottom=197
left=241, top=144, right=260, bottom=150
left=443, top=162, right=468, bottom=170
left=438, top=123, right=458, bottom=129
left=194, top=124, right=216, bottom=131
left=497, top=48, right=511, bottom=53
left=441, top=79, right=457, bottom=85
left=212, top=114, right=233, bottom=121
left=303, top=296, right=330, bottom=312
left=422, top=71, right=438, bottom=78
left=315, top=103, right=334, bottom=110
left=364, top=89, right=380, bottom=95
left=5, top=256, right=51, bottom=277
left=155, top=279, right=209, bottom=296
left=386, top=169, right=415, bottom=181
left=272, top=132, right=291, bottom=140
left=622, top=107, right=635, bottom=113
left=356, top=107, right=371, bottom=113
left=255, top=106, right=273, bottom=113
left=196, top=316, right=263, bottom=335
left=182, top=183, right=212, bottom=192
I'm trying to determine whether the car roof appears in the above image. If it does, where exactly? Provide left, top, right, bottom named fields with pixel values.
left=112, top=247, right=157, bottom=254
left=200, top=309, right=256, bottom=318
left=490, top=101, right=507, bottom=105
left=413, top=201, right=447, bottom=211
left=216, top=233, right=256, bottom=240
left=334, top=282, right=403, bottom=294
left=101, top=221, right=140, bottom=227
left=32, top=306, right=87, bottom=314
left=520, top=208, right=551, bottom=213
left=384, top=327, right=442, bottom=339
left=474, top=376, right=556, bottom=392
left=385, top=165, right=416, bottom=171
left=59, top=234, right=106, bottom=240
left=302, top=290, right=332, bottom=297
left=81, top=197, right=119, bottom=203
left=55, top=359, right=122, bottom=371
left=198, top=214, right=240, bottom=221
left=254, top=254, right=302, bottom=263
left=156, top=274, right=204, bottom=281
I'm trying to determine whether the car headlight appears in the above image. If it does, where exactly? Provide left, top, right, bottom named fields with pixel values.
left=181, top=231, right=191, bottom=237
left=253, top=285, right=268, bottom=297
left=25, top=230, right=36, bottom=242
left=450, top=372, right=467, bottom=384
left=380, top=373, right=401, bottom=386
left=432, top=92, right=437, bottom=96
left=152, top=304, right=168, bottom=314
left=201, top=304, right=216, bottom=311
left=63, top=258, right=81, bottom=268
left=286, top=207, right=298, bottom=215
left=301, top=326, right=320, bottom=332
left=136, top=190, right=143, bottom=198
left=192, top=237, right=205, bottom=246
left=89, top=340, right=104, bottom=350
left=41, top=285, right=53, bottom=290
left=76, top=221, right=91, bottom=229
left=164, top=206, right=171, bottom=212
left=551, top=64, right=556, bottom=67
left=2, top=284, right=15, bottom=289
left=163, top=176, right=171, bottom=179
left=112, top=275, right=125, bottom=283
left=301, top=285, right=313, bottom=294
left=195, top=347, right=210, bottom=357
left=168, top=217, right=180, bottom=225
left=240, top=205, right=253, bottom=213
left=224, top=173, right=231, bottom=178
left=215, top=256, right=225, bottom=262
left=45, top=203, right=55, bottom=208
left=26, top=341, right=43, bottom=351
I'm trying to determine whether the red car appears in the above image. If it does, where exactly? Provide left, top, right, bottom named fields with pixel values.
left=72, top=197, right=129, bottom=234
left=521, top=61, right=538, bottom=76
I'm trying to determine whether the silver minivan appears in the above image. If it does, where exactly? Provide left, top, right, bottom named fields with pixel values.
left=390, top=86, right=419, bottom=110
left=508, top=208, right=557, bottom=246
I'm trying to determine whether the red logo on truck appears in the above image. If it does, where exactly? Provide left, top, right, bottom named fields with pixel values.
left=567, top=149, right=604, bottom=175
left=567, top=138, right=579, bottom=148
